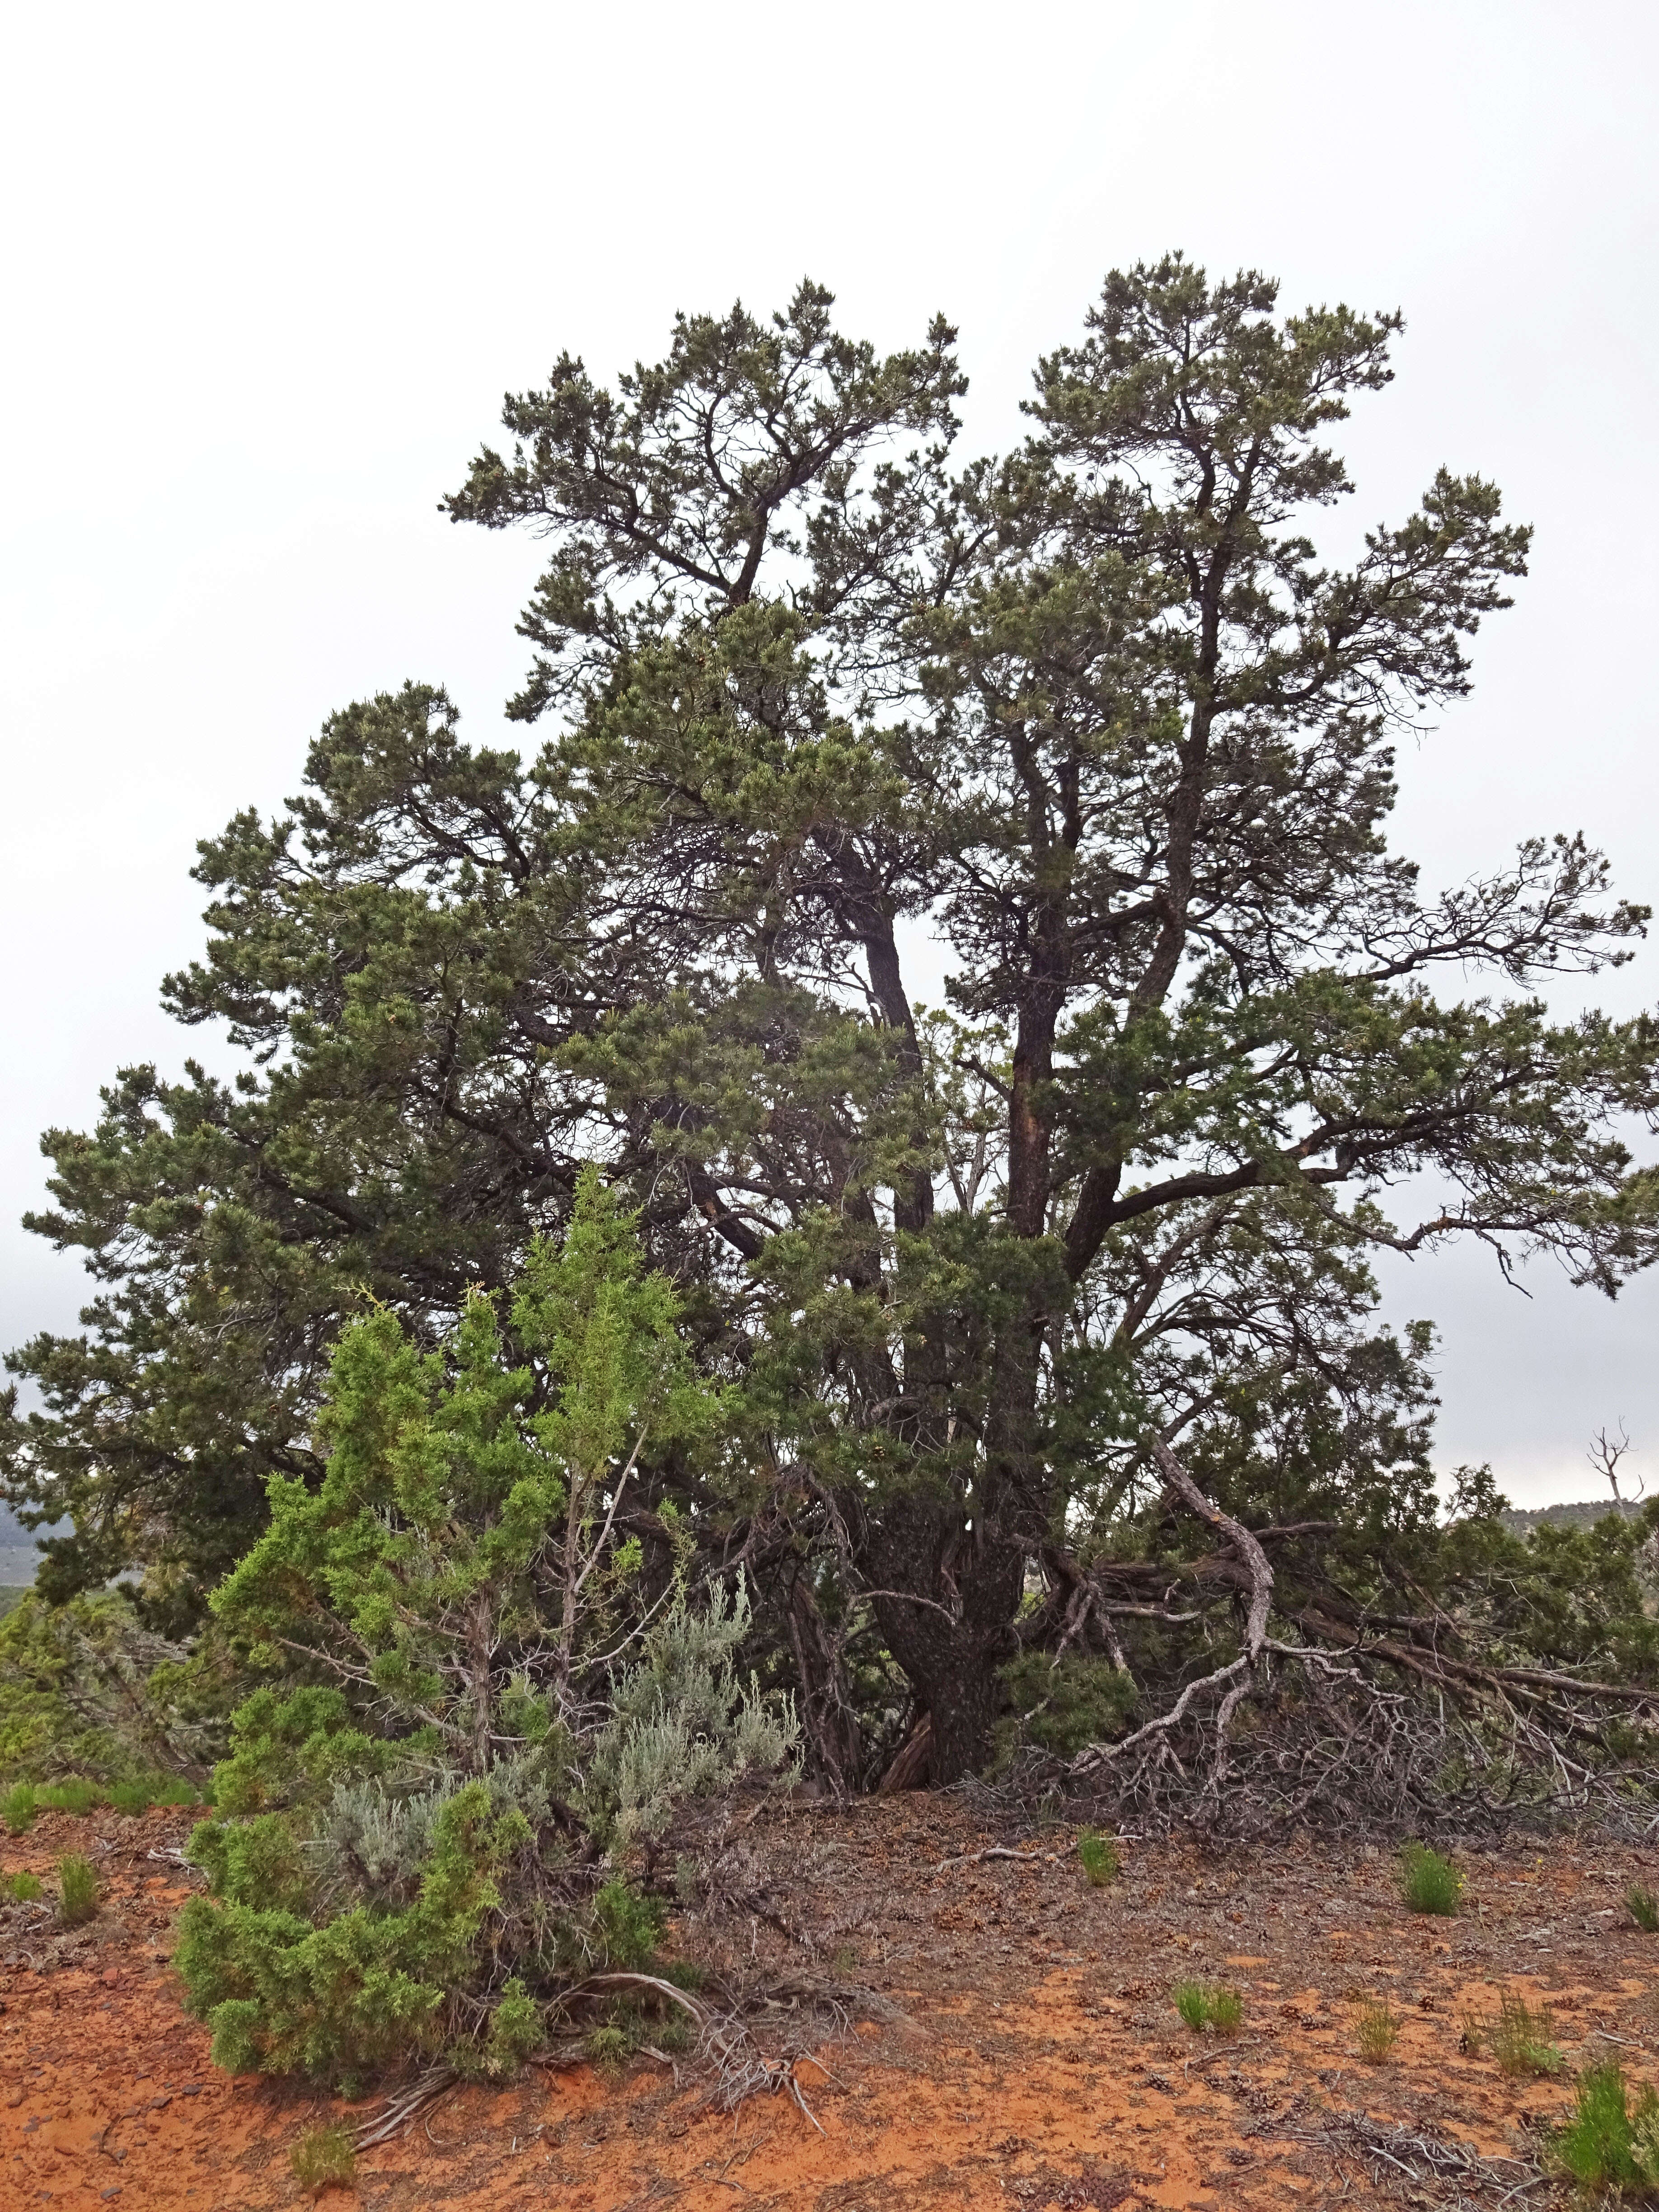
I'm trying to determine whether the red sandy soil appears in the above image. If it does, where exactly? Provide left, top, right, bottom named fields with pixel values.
left=3, top=1796, right=1657, bottom=2209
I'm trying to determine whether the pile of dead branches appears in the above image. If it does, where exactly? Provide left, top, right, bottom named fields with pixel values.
left=1040, top=1442, right=1659, bottom=1839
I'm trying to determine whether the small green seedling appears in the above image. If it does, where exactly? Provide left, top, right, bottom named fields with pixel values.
left=1398, top=1841, right=1462, bottom=1917
left=1490, top=1990, right=1562, bottom=2079
left=1078, top=1829, right=1119, bottom=1887
left=1627, top=1883, right=1659, bottom=1934
left=1173, top=1979, right=1242, bottom=2034
left=1, top=1785, right=36, bottom=1837
left=290, top=2123, right=356, bottom=2192
left=1354, top=2000, right=1398, bottom=2062
left=57, top=1853, right=99, bottom=1926
left=586, top=2022, right=631, bottom=2075
left=4, top=1870, right=44, bottom=1903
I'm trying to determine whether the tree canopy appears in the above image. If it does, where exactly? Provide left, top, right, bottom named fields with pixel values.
left=8, top=257, right=1658, bottom=1790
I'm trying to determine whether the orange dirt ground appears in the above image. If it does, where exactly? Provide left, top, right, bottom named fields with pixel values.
left=3, top=1795, right=1656, bottom=2209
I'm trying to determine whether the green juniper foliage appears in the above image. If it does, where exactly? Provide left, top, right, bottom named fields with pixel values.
left=0, top=1588, right=216, bottom=1784
left=174, top=1173, right=796, bottom=2089
left=1628, top=1884, right=1659, bottom=1933
left=6, top=258, right=1659, bottom=1796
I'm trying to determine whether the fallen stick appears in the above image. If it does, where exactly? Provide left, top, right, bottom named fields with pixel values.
left=930, top=1846, right=1057, bottom=1875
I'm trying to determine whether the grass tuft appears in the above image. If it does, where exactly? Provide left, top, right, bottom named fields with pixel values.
left=57, top=1852, right=99, bottom=1926
left=0, top=1774, right=197, bottom=1836
left=1552, top=2060, right=1659, bottom=2192
left=290, top=2123, right=356, bottom=2192
left=108, top=1775, right=200, bottom=1818
left=1354, top=2000, right=1398, bottom=2062
left=1490, top=1990, right=1562, bottom=2079
left=1627, top=1883, right=1659, bottom=1935
left=4, top=1870, right=44, bottom=1902
left=1078, top=1829, right=1119, bottom=1887
left=1173, top=1979, right=1242, bottom=2034
left=1398, top=1841, right=1461, bottom=1917
left=37, top=1779, right=100, bottom=1818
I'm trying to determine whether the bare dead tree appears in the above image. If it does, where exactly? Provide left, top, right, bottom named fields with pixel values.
left=1589, top=1420, right=1642, bottom=1505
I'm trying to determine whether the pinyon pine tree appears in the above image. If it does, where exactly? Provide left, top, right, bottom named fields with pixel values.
left=8, top=258, right=1659, bottom=1801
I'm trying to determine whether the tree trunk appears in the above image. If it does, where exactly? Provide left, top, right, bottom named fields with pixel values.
left=923, top=1650, right=1008, bottom=1783
left=864, top=1492, right=1022, bottom=1784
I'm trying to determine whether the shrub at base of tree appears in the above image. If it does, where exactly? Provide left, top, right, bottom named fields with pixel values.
left=173, top=1172, right=797, bottom=2090
left=174, top=1587, right=783, bottom=2090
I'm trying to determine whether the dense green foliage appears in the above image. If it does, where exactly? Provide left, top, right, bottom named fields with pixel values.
left=5, top=255, right=1659, bottom=1790
left=0, top=1587, right=221, bottom=1786
left=173, top=1173, right=795, bottom=2088
left=1553, top=2062, right=1659, bottom=2193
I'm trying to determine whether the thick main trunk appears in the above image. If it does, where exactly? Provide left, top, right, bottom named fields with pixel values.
left=864, top=1491, right=1023, bottom=1784
left=871, top=1608, right=1011, bottom=1784
left=924, top=1654, right=1008, bottom=1784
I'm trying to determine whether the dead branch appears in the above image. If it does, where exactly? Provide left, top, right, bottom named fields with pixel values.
left=876, top=1712, right=932, bottom=1793
left=1070, top=1441, right=1276, bottom=1782
left=1589, top=1419, right=1643, bottom=1504
left=571, top=1970, right=710, bottom=2025
left=1151, top=1440, right=1273, bottom=1661
left=350, top=2066, right=458, bottom=2147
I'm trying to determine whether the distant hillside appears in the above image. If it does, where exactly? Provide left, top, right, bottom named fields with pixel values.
left=0, top=1503, right=70, bottom=1589
left=1500, top=1496, right=1648, bottom=1536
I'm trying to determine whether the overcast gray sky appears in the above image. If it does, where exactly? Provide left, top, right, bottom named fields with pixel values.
left=2, top=0, right=1655, bottom=1509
